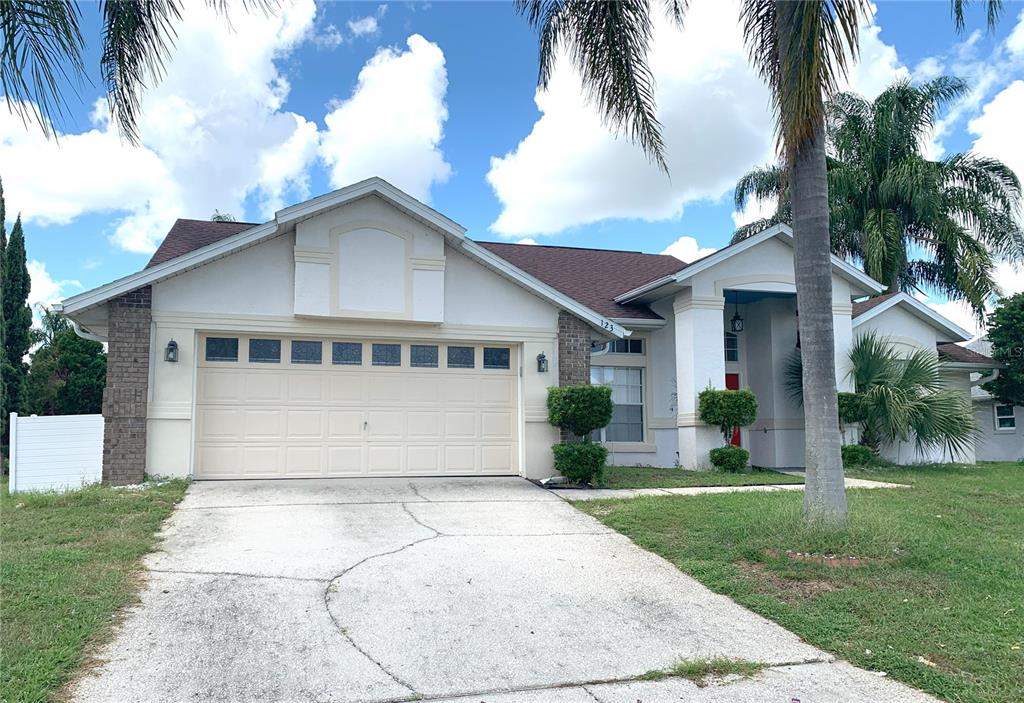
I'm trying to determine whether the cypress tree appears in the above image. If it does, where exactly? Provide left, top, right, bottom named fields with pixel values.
left=2, top=214, right=33, bottom=439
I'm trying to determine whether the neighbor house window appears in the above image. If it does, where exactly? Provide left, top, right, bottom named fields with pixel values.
left=483, top=347, right=511, bottom=369
left=332, top=342, right=362, bottom=366
left=372, top=343, right=401, bottom=367
left=592, top=339, right=644, bottom=355
left=447, top=346, right=475, bottom=369
left=591, top=366, right=644, bottom=442
left=724, top=332, right=739, bottom=362
left=248, top=339, right=280, bottom=363
left=291, top=340, right=322, bottom=364
left=205, top=337, right=238, bottom=362
left=411, top=344, right=439, bottom=368
left=995, top=404, right=1016, bottom=431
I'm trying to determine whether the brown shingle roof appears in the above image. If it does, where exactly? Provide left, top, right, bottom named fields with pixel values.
left=937, top=342, right=996, bottom=365
left=146, top=219, right=260, bottom=268
left=851, top=291, right=899, bottom=318
left=477, top=242, right=687, bottom=320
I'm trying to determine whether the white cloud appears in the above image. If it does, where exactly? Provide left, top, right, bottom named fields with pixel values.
left=927, top=299, right=983, bottom=339
left=660, top=236, right=717, bottom=263
left=315, top=4, right=387, bottom=47
left=487, top=1, right=774, bottom=237
left=487, top=0, right=905, bottom=238
left=912, top=56, right=944, bottom=82
left=1008, top=8, right=1024, bottom=58
left=0, top=0, right=321, bottom=254
left=841, top=4, right=909, bottom=99
left=313, top=23, right=344, bottom=49
left=347, top=15, right=379, bottom=37
left=969, top=80, right=1024, bottom=199
left=27, top=260, right=80, bottom=310
left=319, top=34, right=452, bottom=202
left=731, top=196, right=777, bottom=229
left=515, top=238, right=538, bottom=245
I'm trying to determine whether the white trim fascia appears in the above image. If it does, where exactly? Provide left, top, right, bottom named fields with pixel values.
left=614, top=224, right=884, bottom=303
left=611, top=317, right=666, bottom=329
left=941, top=361, right=1002, bottom=371
left=851, top=292, right=972, bottom=342
left=458, top=239, right=627, bottom=338
left=277, top=177, right=466, bottom=237
left=60, top=221, right=279, bottom=314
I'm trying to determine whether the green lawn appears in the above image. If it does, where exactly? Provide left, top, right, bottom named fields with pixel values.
left=600, top=465, right=804, bottom=489
left=0, top=479, right=188, bottom=703
left=577, top=462, right=1023, bottom=703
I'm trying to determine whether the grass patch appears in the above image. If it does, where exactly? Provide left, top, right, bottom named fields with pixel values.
left=600, top=465, right=803, bottom=489
left=0, top=478, right=188, bottom=703
left=643, top=657, right=769, bottom=686
left=577, top=462, right=1023, bottom=703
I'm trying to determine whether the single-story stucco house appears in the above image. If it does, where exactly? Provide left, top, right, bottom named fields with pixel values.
left=55, top=178, right=1013, bottom=484
left=966, top=338, right=1023, bottom=462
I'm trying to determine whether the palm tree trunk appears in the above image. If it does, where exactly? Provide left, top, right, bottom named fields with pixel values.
left=792, top=115, right=849, bottom=524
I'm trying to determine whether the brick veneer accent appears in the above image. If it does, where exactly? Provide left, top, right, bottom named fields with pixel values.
left=557, top=310, right=591, bottom=387
left=101, top=286, right=152, bottom=485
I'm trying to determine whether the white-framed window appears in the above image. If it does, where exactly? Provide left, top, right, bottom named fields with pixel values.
left=591, top=366, right=644, bottom=442
left=724, top=332, right=739, bottom=362
left=592, top=339, right=644, bottom=355
left=994, top=404, right=1017, bottom=431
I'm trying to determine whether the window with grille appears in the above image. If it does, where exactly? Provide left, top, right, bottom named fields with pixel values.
left=590, top=366, right=644, bottom=442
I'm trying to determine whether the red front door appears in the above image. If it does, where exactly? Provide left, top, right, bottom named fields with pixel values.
left=725, top=373, right=741, bottom=446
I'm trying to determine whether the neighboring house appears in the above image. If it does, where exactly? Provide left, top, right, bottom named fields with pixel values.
left=966, top=338, right=1023, bottom=462
left=56, top=178, right=1006, bottom=484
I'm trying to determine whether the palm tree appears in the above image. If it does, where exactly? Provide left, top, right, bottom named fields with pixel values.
left=787, top=332, right=978, bottom=459
left=734, top=77, right=1024, bottom=318
left=516, top=0, right=1003, bottom=524
left=0, top=1, right=272, bottom=143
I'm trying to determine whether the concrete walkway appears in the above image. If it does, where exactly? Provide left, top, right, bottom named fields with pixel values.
left=70, top=477, right=933, bottom=703
left=557, top=475, right=908, bottom=501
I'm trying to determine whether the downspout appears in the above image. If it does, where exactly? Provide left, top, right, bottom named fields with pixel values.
left=971, top=369, right=999, bottom=387
left=69, top=319, right=107, bottom=344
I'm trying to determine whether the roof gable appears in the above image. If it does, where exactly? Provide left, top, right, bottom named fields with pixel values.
left=851, top=291, right=971, bottom=342
left=148, top=219, right=258, bottom=268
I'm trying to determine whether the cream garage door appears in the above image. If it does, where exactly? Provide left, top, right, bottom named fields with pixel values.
left=194, top=335, right=520, bottom=479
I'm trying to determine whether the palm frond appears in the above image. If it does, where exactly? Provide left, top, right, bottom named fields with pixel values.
left=0, top=0, right=86, bottom=136
left=951, top=0, right=1004, bottom=33
left=516, top=0, right=668, bottom=171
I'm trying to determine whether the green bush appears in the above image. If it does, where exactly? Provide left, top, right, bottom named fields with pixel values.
left=698, top=387, right=758, bottom=443
left=547, top=384, right=613, bottom=437
left=838, top=392, right=869, bottom=425
left=552, top=441, right=608, bottom=485
left=709, top=446, right=749, bottom=472
left=841, top=444, right=874, bottom=467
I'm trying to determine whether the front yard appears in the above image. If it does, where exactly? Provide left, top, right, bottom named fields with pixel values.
left=577, top=462, right=1023, bottom=703
left=600, top=465, right=804, bottom=489
left=0, top=479, right=188, bottom=703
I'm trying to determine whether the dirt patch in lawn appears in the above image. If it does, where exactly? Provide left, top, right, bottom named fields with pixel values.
left=765, top=548, right=887, bottom=568
left=736, top=561, right=839, bottom=602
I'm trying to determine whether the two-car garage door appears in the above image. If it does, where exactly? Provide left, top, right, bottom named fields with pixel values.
left=194, top=334, right=520, bottom=479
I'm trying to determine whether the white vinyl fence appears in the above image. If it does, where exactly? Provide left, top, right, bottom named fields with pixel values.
left=8, top=413, right=104, bottom=493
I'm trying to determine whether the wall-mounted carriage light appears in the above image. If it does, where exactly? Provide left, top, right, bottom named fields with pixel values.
left=536, top=352, right=549, bottom=373
left=165, top=339, right=179, bottom=363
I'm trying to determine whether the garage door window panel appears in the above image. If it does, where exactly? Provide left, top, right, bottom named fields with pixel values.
left=291, top=340, right=322, bottom=365
left=332, top=342, right=362, bottom=366
left=206, top=337, right=239, bottom=362
left=411, top=344, right=439, bottom=368
left=249, top=339, right=281, bottom=363
left=373, top=343, right=402, bottom=367
left=483, top=347, right=510, bottom=369
left=448, top=346, right=475, bottom=369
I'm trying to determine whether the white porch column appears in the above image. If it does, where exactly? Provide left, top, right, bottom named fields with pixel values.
left=832, top=303, right=854, bottom=393
left=674, top=290, right=726, bottom=468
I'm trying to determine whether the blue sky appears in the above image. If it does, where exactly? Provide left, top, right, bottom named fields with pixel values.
left=2, top=1, right=1022, bottom=335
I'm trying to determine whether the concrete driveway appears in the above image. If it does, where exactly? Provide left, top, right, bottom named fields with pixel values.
left=71, top=478, right=936, bottom=702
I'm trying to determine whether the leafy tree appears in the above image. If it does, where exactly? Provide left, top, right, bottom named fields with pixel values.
left=210, top=210, right=237, bottom=222
left=0, top=176, right=7, bottom=446
left=24, top=309, right=106, bottom=416
left=984, top=293, right=1024, bottom=405
left=2, top=214, right=32, bottom=443
left=788, top=333, right=978, bottom=458
left=517, top=0, right=1004, bottom=524
left=0, top=1, right=273, bottom=143
left=733, top=77, right=1023, bottom=317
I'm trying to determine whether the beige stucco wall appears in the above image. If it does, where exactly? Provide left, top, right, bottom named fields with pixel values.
left=146, top=200, right=562, bottom=480
left=973, top=398, right=1024, bottom=462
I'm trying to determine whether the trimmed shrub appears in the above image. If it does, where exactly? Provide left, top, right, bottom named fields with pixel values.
left=841, top=444, right=874, bottom=468
left=552, top=441, right=608, bottom=485
left=547, top=384, right=614, bottom=438
left=838, top=392, right=869, bottom=425
left=709, top=446, right=750, bottom=472
left=698, top=388, right=758, bottom=443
